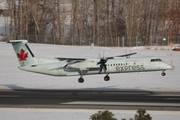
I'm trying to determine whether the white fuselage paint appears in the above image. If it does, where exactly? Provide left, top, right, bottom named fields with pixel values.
left=18, top=57, right=172, bottom=77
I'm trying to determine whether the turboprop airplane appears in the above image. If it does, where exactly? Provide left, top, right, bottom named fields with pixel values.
left=8, top=40, right=173, bottom=83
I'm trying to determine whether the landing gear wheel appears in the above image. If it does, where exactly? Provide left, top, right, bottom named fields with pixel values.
left=161, top=72, right=166, bottom=76
left=78, top=77, right=84, bottom=83
left=104, top=75, right=110, bottom=81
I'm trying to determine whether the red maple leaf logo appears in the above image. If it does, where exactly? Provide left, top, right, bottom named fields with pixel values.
left=17, top=49, right=28, bottom=61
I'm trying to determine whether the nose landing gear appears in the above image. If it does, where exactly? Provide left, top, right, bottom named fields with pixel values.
left=161, top=71, right=166, bottom=76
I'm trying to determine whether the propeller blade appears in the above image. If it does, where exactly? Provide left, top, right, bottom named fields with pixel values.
left=98, top=53, right=101, bottom=59
left=103, top=51, right=105, bottom=59
left=99, top=64, right=103, bottom=73
left=99, top=64, right=107, bottom=73
left=103, top=65, right=107, bottom=73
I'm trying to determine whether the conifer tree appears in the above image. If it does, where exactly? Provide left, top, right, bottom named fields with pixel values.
left=90, top=110, right=117, bottom=120
left=134, top=109, right=152, bottom=120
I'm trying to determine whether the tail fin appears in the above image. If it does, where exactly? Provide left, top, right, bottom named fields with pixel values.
left=8, top=40, right=38, bottom=66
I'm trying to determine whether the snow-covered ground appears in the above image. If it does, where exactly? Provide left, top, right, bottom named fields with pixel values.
left=0, top=108, right=179, bottom=120
left=0, top=42, right=180, bottom=120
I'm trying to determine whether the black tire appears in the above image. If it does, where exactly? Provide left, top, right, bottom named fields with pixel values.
left=104, top=75, right=110, bottom=81
left=161, top=72, right=166, bottom=76
left=78, top=77, right=84, bottom=83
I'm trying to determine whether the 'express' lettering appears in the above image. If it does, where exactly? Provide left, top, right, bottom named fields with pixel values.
left=116, top=65, right=145, bottom=71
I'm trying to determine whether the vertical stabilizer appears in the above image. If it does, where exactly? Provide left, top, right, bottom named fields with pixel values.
left=8, top=40, right=38, bottom=66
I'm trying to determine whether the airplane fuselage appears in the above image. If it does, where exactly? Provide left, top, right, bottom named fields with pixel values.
left=8, top=40, right=173, bottom=83
left=18, top=57, right=172, bottom=77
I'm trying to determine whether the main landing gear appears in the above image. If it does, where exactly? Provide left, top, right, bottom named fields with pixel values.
left=161, top=71, right=166, bottom=76
left=78, top=70, right=86, bottom=83
left=104, top=74, right=110, bottom=81
left=78, top=73, right=110, bottom=83
left=78, top=77, right=84, bottom=83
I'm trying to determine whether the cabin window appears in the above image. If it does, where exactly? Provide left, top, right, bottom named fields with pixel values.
left=150, top=59, right=162, bottom=62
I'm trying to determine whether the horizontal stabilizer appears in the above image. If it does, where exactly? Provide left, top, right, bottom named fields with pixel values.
left=7, top=40, right=28, bottom=43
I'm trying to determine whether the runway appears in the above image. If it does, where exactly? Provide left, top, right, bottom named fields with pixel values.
left=0, top=89, right=180, bottom=111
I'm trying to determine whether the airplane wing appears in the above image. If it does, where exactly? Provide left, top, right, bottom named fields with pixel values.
left=56, top=57, right=85, bottom=62
left=106, top=52, right=137, bottom=59
left=58, top=58, right=97, bottom=70
left=56, top=58, right=92, bottom=70
left=56, top=52, right=136, bottom=71
left=56, top=52, right=137, bottom=62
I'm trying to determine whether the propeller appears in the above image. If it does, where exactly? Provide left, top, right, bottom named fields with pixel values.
left=125, top=50, right=132, bottom=58
left=97, top=50, right=137, bottom=73
left=97, top=51, right=107, bottom=73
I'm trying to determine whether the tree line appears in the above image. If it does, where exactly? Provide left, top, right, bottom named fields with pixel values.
left=7, top=0, right=180, bottom=46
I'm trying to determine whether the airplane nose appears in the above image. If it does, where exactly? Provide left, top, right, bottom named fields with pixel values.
left=164, top=63, right=173, bottom=70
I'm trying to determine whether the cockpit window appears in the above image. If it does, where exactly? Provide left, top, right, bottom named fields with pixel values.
left=150, top=59, right=162, bottom=62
